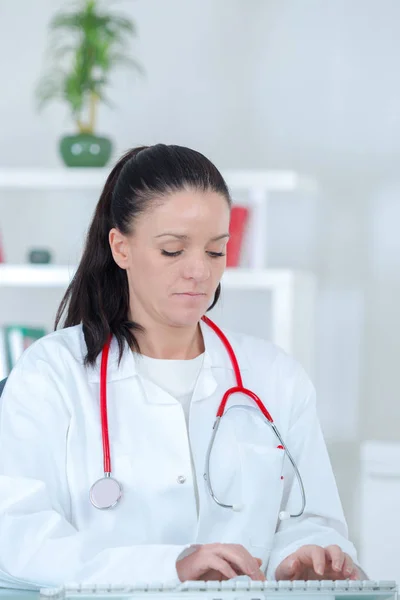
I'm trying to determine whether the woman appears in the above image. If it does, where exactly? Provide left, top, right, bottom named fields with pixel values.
left=0, top=145, right=360, bottom=590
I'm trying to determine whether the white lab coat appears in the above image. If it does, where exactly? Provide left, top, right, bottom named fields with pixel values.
left=0, top=320, right=357, bottom=590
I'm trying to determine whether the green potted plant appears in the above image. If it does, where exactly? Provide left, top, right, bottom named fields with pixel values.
left=36, top=0, right=142, bottom=167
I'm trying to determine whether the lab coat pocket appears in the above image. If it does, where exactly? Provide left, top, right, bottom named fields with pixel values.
left=238, top=443, right=284, bottom=549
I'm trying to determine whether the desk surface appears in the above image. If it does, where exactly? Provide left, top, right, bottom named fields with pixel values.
left=0, top=591, right=38, bottom=599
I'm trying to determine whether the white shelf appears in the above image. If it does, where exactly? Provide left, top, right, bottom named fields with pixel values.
left=0, top=265, right=315, bottom=373
left=0, top=167, right=318, bottom=270
left=0, top=264, right=74, bottom=287
left=0, top=168, right=109, bottom=190
left=0, top=264, right=308, bottom=290
left=0, top=167, right=317, bottom=192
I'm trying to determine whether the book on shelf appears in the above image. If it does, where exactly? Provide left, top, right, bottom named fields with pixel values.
left=0, top=325, right=47, bottom=378
left=0, top=329, right=7, bottom=380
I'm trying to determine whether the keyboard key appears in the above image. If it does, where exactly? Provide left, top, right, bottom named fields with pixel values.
left=249, top=581, right=265, bottom=590
left=321, top=580, right=335, bottom=590
left=378, top=581, right=397, bottom=590
left=293, top=580, right=307, bottom=590
left=335, top=581, right=350, bottom=590
left=307, top=581, right=321, bottom=590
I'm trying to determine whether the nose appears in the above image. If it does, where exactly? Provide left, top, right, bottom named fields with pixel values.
left=182, top=254, right=211, bottom=282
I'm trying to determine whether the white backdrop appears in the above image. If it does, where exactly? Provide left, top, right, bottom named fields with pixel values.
left=1, top=0, right=400, bottom=557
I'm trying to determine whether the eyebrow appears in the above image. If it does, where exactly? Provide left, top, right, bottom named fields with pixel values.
left=155, top=233, right=230, bottom=241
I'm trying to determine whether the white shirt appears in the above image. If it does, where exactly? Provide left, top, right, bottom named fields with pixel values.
left=136, top=353, right=205, bottom=427
left=136, top=353, right=205, bottom=515
left=0, top=320, right=358, bottom=589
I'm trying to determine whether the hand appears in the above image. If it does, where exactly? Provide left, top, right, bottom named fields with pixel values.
left=176, top=543, right=266, bottom=582
left=275, top=545, right=359, bottom=580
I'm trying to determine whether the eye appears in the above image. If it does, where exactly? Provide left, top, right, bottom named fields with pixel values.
left=161, top=250, right=183, bottom=257
left=207, top=251, right=225, bottom=258
left=161, top=250, right=226, bottom=258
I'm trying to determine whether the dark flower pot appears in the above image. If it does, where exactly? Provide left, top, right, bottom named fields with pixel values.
left=59, top=133, right=112, bottom=167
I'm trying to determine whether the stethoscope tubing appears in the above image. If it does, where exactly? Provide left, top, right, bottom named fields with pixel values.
left=93, top=315, right=306, bottom=517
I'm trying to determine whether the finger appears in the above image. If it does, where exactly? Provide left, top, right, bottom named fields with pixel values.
left=199, top=568, right=229, bottom=581
left=349, top=567, right=360, bottom=581
left=215, top=545, right=261, bottom=579
left=288, top=558, right=303, bottom=580
left=247, top=566, right=266, bottom=582
left=195, top=546, right=239, bottom=580
left=230, top=558, right=265, bottom=581
left=341, top=554, right=355, bottom=578
left=276, top=556, right=302, bottom=580
left=325, top=545, right=345, bottom=573
left=251, top=558, right=266, bottom=581
left=236, top=546, right=265, bottom=579
left=311, top=546, right=326, bottom=577
left=206, top=556, right=238, bottom=580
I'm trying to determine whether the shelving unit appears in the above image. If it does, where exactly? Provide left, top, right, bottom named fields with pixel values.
left=0, top=168, right=318, bottom=269
left=0, top=167, right=317, bottom=191
left=0, top=264, right=74, bottom=287
left=0, top=265, right=316, bottom=375
left=0, top=167, right=317, bottom=376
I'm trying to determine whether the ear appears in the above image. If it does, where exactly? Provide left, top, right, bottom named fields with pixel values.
left=109, top=228, right=130, bottom=270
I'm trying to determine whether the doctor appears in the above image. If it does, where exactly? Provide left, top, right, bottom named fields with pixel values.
left=0, top=144, right=360, bottom=590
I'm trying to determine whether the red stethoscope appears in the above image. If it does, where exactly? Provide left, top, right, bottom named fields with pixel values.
left=89, top=315, right=306, bottom=520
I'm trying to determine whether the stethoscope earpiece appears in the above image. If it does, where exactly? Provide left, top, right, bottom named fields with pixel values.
left=279, top=510, right=291, bottom=521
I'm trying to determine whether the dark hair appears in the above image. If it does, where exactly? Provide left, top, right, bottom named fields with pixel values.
left=55, top=144, right=232, bottom=366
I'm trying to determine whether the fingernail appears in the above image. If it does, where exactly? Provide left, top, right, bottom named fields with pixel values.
left=345, top=567, right=352, bottom=575
left=316, top=565, right=324, bottom=576
left=334, top=562, right=341, bottom=571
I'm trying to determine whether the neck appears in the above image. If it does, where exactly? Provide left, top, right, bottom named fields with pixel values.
left=133, top=320, right=205, bottom=360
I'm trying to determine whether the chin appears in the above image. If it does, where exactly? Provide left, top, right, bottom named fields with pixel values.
left=166, top=307, right=207, bottom=328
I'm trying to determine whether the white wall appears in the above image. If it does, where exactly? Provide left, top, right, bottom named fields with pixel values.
left=0, top=0, right=255, bottom=168
left=1, top=0, right=400, bottom=562
left=243, top=0, right=400, bottom=550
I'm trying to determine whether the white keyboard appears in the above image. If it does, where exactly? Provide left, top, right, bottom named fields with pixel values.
left=39, top=580, right=398, bottom=600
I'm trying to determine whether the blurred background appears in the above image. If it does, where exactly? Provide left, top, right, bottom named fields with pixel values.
left=0, top=0, right=399, bottom=583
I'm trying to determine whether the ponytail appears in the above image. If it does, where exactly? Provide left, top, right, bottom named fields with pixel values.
left=55, top=147, right=148, bottom=365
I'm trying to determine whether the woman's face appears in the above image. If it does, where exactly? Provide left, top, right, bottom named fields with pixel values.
left=110, top=188, right=230, bottom=328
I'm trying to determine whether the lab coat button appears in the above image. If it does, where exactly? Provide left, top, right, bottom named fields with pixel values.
left=177, top=475, right=186, bottom=484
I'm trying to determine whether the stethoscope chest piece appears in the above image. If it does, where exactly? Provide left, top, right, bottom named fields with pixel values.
left=89, top=475, right=122, bottom=509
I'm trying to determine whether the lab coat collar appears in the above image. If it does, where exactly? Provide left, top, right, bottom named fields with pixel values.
left=199, top=317, right=250, bottom=373
left=86, top=317, right=250, bottom=385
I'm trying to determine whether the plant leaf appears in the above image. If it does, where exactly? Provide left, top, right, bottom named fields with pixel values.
left=109, top=53, right=144, bottom=74
left=49, top=12, right=83, bottom=31
left=35, top=71, right=67, bottom=110
left=37, top=0, right=141, bottom=118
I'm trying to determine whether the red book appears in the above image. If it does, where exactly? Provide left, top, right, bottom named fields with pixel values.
left=226, top=206, right=249, bottom=267
left=0, top=231, right=4, bottom=263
